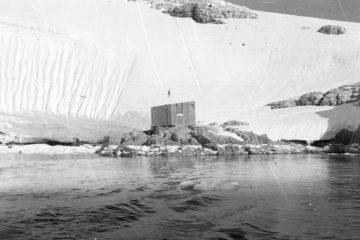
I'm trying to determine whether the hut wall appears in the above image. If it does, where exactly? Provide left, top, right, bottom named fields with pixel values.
left=151, top=101, right=195, bottom=127
left=151, top=104, right=172, bottom=127
left=187, top=101, right=195, bottom=125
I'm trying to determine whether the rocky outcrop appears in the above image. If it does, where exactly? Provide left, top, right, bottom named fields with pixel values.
left=151, top=0, right=257, bottom=24
left=95, top=122, right=318, bottom=157
left=324, top=125, right=360, bottom=154
left=221, top=120, right=249, bottom=127
left=119, top=131, right=149, bottom=146
left=267, top=83, right=360, bottom=109
left=319, top=84, right=360, bottom=106
left=334, top=129, right=353, bottom=145
left=318, top=25, right=346, bottom=35
left=224, top=127, right=272, bottom=145
left=297, top=92, right=324, bottom=106
left=191, top=126, right=243, bottom=145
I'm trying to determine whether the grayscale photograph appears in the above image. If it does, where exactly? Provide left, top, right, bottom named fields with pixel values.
left=0, top=0, right=359, bottom=239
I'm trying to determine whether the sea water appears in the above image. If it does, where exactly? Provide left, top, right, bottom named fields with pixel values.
left=0, top=153, right=359, bottom=239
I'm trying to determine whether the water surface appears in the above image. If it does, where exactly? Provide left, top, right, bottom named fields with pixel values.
left=0, top=154, right=360, bottom=239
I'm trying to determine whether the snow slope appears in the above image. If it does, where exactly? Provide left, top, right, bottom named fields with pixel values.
left=0, top=0, right=359, bottom=142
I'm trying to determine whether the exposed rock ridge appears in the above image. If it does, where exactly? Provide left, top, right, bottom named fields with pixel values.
left=325, top=125, right=360, bottom=154
left=95, top=123, right=320, bottom=157
left=318, top=25, right=346, bottom=35
left=148, top=0, right=258, bottom=24
left=267, top=82, right=360, bottom=109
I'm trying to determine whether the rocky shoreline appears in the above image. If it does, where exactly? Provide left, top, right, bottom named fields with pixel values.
left=96, top=121, right=360, bottom=157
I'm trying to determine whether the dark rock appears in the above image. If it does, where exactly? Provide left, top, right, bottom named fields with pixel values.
left=189, top=137, right=200, bottom=145
left=244, top=145, right=267, bottom=155
left=334, top=129, right=354, bottom=145
left=192, top=4, right=221, bottom=23
left=311, top=139, right=332, bottom=148
left=318, top=25, right=346, bottom=35
left=217, top=145, right=246, bottom=156
left=193, top=127, right=243, bottom=146
left=166, top=1, right=257, bottom=24
left=267, top=98, right=298, bottom=109
left=169, top=3, right=218, bottom=23
left=120, top=131, right=149, bottom=146
left=203, top=143, right=219, bottom=151
left=225, top=128, right=272, bottom=144
left=324, top=144, right=346, bottom=154
left=169, top=126, right=197, bottom=145
left=319, top=86, right=358, bottom=106
left=147, top=126, right=196, bottom=145
left=346, top=143, right=360, bottom=154
left=221, top=120, right=249, bottom=127
left=195, top=132, right=212, bottom=145
left=297, top=92, right=324, bottom=106
left=144, top=136, right=178, bottom=146
left=267, top=83, right=360, bottom=109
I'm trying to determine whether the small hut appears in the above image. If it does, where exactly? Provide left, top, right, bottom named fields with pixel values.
left=151, top=101, right=195, bottom=128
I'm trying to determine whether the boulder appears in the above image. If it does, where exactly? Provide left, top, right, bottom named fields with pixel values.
left=318, top=25, right=346, bottom=35
left=144, top=136, right=178, bottom=146
left=119, top=131, right=149, bottom=146
left=169, top=126, right=197, bottom=145
left=166, top=1, right=257, bottom=24
left=217, top=145, right=247, bottom=156
left=334, top=129, right=354, bottom=145
left=193, top=127, right=243, bottom=146
left=169, top=2, right=220, bottom=23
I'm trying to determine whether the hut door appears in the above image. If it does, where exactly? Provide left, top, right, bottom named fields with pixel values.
left=176, top=103, right=184, bottom=125
left=176, top=114, right=184, bottom=125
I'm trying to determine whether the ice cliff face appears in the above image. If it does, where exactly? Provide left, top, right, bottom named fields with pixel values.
left=0, top=0, right=359, bottom=142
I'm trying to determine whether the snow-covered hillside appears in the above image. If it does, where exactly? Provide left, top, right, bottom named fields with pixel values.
left=0, top=0, right=359, bottom=142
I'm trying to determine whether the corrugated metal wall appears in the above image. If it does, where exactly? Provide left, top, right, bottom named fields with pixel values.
left=151, top=101, right=195, bottom=127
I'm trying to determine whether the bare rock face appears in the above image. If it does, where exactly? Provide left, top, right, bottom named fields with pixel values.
left=161, top=0, right=257, bottom=24
left=266, top=98, right=298, bottom=109
left=192, top=126, right=243, bottom=145
left=224, top=127, right=272, bottom=144
left=320, top=84, right=360, bottom=106
left=334, top=129, right=354, bottom=145
left=318, top=25, right=346, bottom=35
left=297, top=92, right=324, bottom=106
left=267, top=83, right=360, bottom=109
left=119, top=131, right=149, bottom=146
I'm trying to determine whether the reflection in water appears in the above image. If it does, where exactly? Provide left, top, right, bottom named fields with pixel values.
left=0, top=154, right=359, bottom=239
